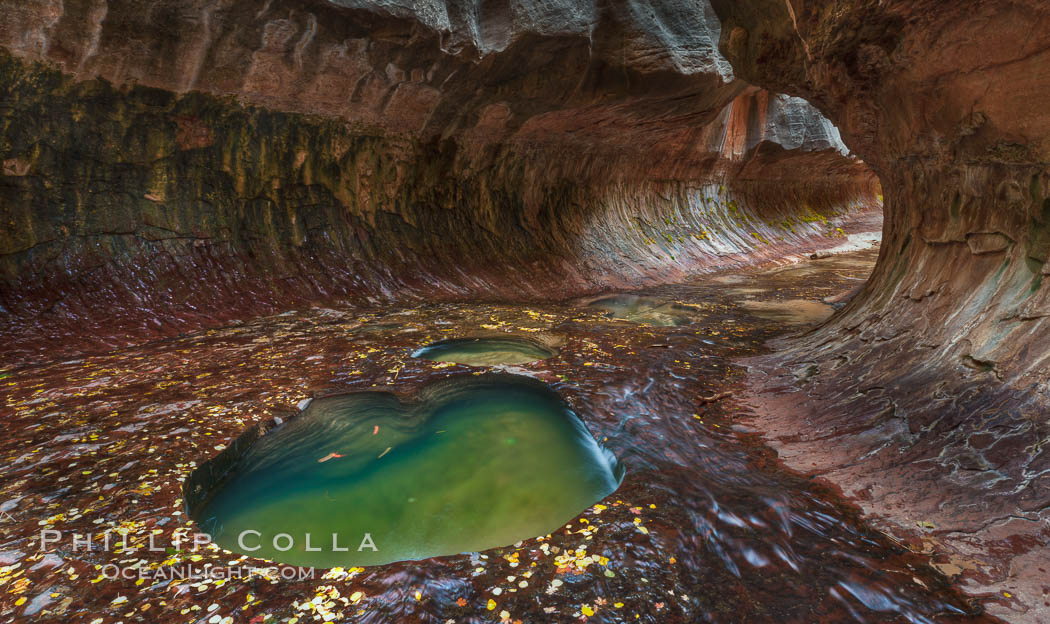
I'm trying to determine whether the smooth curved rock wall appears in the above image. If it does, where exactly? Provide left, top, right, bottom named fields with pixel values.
left=709, top=1, right=1050, bottom=620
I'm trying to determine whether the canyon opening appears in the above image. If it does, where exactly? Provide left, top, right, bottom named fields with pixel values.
left=1, top=1, right=1048, bottom=623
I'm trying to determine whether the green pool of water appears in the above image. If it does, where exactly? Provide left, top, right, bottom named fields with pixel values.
left=412, top=337, right=557, bottom=366
left=588, top=295, right=696, bottom=326
left=189, top=376, right=621, bottom=568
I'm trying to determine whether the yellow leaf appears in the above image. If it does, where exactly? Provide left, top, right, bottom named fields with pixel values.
left=487, top=599, right=497, bottom=610
left=581, top=605, right=595, bottom=616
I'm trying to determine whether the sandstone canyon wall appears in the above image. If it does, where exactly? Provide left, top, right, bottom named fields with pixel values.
left=709, top=1, right=1050, bottom=620
left=0, top=0, right=877, bottom=364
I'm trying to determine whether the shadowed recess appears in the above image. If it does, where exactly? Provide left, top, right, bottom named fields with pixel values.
left=186, top=375, right=623, bottom=568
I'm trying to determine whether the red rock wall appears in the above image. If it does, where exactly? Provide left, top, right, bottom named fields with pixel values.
left=710, top=1, right=1050, bottom=620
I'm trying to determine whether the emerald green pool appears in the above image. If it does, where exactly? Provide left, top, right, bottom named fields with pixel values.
left=412, top=337, right=557, bottom=366
left=189, top=376, right=622, bottom=568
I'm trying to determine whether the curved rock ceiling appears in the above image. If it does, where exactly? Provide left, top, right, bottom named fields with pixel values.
left=0, top=0, right=876, bottom=358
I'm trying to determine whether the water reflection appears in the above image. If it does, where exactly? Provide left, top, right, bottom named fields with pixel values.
left=189, top=375, right=621, bottom=567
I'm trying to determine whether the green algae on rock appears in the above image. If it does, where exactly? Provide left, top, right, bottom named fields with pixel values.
left=186, top=375, right=622, bottom=568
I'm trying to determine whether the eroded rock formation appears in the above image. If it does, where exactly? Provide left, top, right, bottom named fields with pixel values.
left=4, top=0, right=1050, bottom=621
left=709, top=1, right=1050, bottom=620
left=0, top=0, right=876, bottom=364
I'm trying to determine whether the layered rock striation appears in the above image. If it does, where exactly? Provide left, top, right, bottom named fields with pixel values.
left=0, top=0, right=876, bottom=363
left=710, top=1, right=1050, bottom=620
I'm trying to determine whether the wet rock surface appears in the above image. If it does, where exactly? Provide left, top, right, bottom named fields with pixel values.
left=1, top=245, right=1002, bottom=624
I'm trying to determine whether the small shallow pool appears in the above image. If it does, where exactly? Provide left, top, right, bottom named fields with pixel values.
left=412, top=337, right=557, bottom=366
